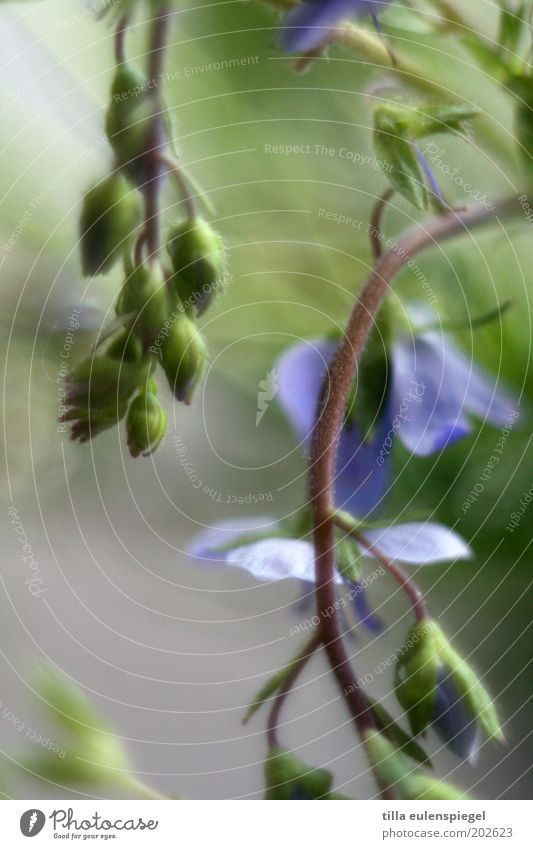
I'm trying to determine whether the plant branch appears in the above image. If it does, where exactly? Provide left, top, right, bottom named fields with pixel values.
left=309, top=195, right=524, bottom=768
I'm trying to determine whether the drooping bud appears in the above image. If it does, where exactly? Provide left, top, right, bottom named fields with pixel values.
left=118, top=262, right=172, bottom=349
left=126, top=383, right=167, bottom=457
left=167, top=218, right=226, bottom=315
left=79, top=173, right=142, bottom=276
left=159, top=312, right=206, bottom=404
left=363, top=730, right=466, bottom=800
left=105, top=63, right=165, bottom=184
left=264, top=747, right=333, bottom=800
left=395, top=619, right=504, bottom=762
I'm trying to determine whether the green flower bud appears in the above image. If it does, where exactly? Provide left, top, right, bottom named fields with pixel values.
left=119, top=262, right=172, bottom=348
left=395, top=619, right=504, bottom=758
left=79, top=173, right=142, bottom=276
left=363, top=730, right=466, bottom=800
left=66, top=355, right=143, bottom=410
left=334, top=536, right=362, bottom=583
left=105, top=63, right=163, bottom=184
left=395, top=619, right=442, bottom=737
left=159, top=313, right=206, bottom=404
left=167, top=218, right=226, bottom=315
left=264, top=747, right=333, bottom=800
left=126, top=386, right=167, bottom=457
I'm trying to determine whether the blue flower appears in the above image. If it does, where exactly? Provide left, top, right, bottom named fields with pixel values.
left=281, top=0, right=395, bottom=53
left=431, top=669, right=481, bottom=763
left=276, top=328, right=519, bottom=516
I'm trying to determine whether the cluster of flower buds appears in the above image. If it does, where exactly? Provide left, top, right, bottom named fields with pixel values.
left=395, top=619, right=504, bottom=763
left=71, top=48, right=227, bottom=456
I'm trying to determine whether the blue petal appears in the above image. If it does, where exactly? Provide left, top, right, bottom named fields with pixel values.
left=276, top=339, right=336, bottom=448
left=334, top=406, right=392, bottom=517
left=362, top=522, right=472, bottom=564
left=277, top=339, right=390, bottom=516
left=391, top=336, right=472, bottom=456
left=423, top=332, right=521, bottom=429
left=432, top=670, right=481, bottom=763
left=413, top=143, right=446, bottom=205
left=280, top=0, right=391, bottom=53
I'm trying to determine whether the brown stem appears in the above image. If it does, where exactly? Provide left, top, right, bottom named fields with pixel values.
left=114, top=12, right=129, bottom=65
left=309, top=196, right=523, bottom=748
left=266, top=632, right=321, bottom=748
left=143, top=3, right=172, bottom=260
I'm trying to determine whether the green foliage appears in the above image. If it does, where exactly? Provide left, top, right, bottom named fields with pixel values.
left=374, top=102, right=478, bottom=210
left=264, top=747, right=334, bottom=800
left=363, top=730, right=466, bottom=800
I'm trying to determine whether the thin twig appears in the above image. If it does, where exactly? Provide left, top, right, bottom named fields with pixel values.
left=266, top=632, right=321, bottom=748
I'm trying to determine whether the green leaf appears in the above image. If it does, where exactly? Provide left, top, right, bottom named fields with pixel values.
left=363, top=730, right=466, bottom=800
left=369, top=699, right=431, bottom=766
left=461, top=35, right=514, bottom=81
left=243, top=638, right=318, bottom=723
left=373, top=102, right=479, bottom=211
left=265, top=747, right=333, bottom=800
left=498, top=3, right=527, bottom=55
left=374, top=131, right=433, bottom=211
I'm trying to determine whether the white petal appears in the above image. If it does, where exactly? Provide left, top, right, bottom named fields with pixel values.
left=362, top=522, right=472, bottom=564
left=226, top=538, right=320, bottom=583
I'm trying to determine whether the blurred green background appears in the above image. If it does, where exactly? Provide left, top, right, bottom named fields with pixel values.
left=0, top=0, right=531, bottom=799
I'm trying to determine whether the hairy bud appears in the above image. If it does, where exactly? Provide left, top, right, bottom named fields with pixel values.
left=80, top=173, right=142, bottom=276
left=167, top=218, right=225, bottom=315
left=159, top=313, right=206, bottom=403
left=118, top=262, right=171, bottom=348
left=126, top=384, right=167, bottom=457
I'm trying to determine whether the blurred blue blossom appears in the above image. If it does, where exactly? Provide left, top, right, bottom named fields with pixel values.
left=281, top=0, right=395, bottom=53
left=276, top=330, right=519, bottom=516
left=432, top=669, right=481, bottom=763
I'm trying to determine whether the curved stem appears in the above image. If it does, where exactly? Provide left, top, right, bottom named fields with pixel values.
left=266, top=632, right=321, bottom=748
left=143, top=3, right=172, bottom=260
left=309, top=196, right=523, bottom=746
left=339, top=519, right=428, bottom=622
